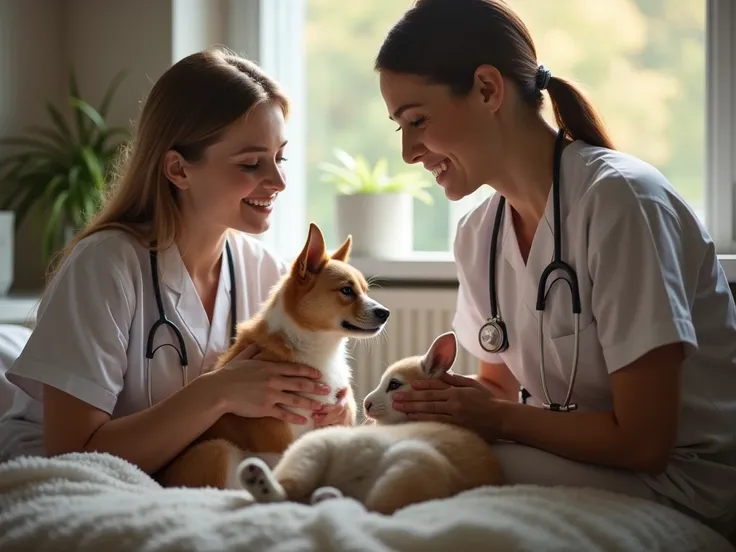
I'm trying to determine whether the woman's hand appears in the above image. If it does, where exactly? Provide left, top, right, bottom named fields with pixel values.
left=391, top=372, right=502, bottom=440
left=202, top=344, right=331, bottom=424
left=312, top=387, right=352, bottom=428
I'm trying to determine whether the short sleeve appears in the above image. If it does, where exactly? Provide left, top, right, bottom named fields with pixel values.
left=588, top=191, right=698, bottom=374
left=6, top=237, right=135, bottom=414
left=451, top=209, right=505, bottom=365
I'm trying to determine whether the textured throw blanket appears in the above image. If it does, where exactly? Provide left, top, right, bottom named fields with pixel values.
left=0, top=452, right=732, bottom=552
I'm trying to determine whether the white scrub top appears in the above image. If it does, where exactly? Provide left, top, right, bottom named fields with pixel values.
left=453, top=140, right=736, bottom=530
left=0, top=228, right=288, bottom=462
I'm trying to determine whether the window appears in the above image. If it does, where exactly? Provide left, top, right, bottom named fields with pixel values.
left=301, top=0, right=707, bottom=243
left=253, top=0, right=734, bottom=278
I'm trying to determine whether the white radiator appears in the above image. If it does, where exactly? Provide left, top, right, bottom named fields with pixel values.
left=347, top=287, right=478, bottom=409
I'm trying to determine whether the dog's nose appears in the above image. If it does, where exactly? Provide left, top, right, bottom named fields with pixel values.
left=364, top=400, right=373, bottom=412
left=373, top=307, right=390, bottom=321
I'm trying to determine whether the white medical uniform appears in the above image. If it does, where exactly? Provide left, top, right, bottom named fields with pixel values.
left=453, top=140, right=736, bottom=536
left=0, top=228, right=288, bottom=462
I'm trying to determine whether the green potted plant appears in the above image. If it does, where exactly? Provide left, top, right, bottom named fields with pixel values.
left=319, top=148, right=433, bottom=258
left=0, top=71, right=129, bottom=263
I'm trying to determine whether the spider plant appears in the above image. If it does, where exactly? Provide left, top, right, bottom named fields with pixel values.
left=319, top=148, right=433, bottom=204
left=0, top=70, right=130, bottom=261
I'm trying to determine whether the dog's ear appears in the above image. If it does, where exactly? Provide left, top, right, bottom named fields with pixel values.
left=421, top=332, right=457, bottom=378
left=331, top=235, right=352, bottom=263
left=295, top=222, right=328, bottom=279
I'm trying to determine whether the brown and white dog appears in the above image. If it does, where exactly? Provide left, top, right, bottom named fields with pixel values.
left=156, top=222, right=390, bottom=489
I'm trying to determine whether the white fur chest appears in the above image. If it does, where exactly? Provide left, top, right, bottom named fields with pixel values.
left=265, top=300, right=353, bottom=441
left=289, top=342, right=351, bottom=441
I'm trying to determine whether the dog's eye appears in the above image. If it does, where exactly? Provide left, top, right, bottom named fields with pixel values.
left=340, top=286, right=354, bottom=296
left=386, top=379, right=402, bottom=392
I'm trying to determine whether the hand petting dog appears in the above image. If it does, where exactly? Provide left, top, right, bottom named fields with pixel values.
left=312, top=387, right=354, bottom=427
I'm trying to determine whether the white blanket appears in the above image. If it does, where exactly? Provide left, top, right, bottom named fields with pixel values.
left=0, top=452, right=732, bottom=552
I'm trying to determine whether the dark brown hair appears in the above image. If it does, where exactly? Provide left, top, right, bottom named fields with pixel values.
left=375, top=0, right=615, bottom=150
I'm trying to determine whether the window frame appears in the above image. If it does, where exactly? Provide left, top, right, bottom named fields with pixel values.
left=229, top=0, right=308, bottom=260
left=239, top=0, right=736, bottom=282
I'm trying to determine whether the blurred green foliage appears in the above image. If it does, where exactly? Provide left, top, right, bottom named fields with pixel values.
left=304, top=0, right=705, bottom=250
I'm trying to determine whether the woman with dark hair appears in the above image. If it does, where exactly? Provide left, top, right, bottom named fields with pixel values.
left=379, top=0, right=736, bottom=538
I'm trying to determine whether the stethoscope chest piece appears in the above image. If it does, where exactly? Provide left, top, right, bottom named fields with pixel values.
left=478, top=317, right=508, bottom=353
left=478, top=128, right=583, bottom=412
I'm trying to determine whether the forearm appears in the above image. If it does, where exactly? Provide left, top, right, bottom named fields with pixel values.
left=496, top=401, right=668, bottom=474
left=83, top=373, right=226, bottom=475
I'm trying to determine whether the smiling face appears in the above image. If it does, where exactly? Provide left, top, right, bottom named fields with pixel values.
left=379, top=68, right=506, bottom=201
left=164, top=100, right=288, bottom=236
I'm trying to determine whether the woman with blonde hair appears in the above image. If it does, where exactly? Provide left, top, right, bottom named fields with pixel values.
left=0, top=47, right=350, bottom=474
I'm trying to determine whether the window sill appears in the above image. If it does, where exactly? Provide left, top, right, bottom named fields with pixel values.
left=350, top=252, right=457, bottom=286
left=4, top=254, right=735, bottom=324
left=351, top=253, right=736, bottom=285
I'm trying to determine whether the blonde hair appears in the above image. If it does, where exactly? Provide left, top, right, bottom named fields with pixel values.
left=47, top=46, right=290, bottom=283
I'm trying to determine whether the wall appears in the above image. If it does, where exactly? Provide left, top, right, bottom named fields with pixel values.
left=64, top=0, right=174, bottom=133
left=0, top=0, right=66, bottom=291
left=3, top=1, right=735, bottom=292
left=0, top=0, right=247, bottom=292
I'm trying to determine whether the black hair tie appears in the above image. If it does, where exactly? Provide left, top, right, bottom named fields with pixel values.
left=536, top=64, right=552, bottom=90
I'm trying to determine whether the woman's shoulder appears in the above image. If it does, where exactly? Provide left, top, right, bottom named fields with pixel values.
left=226, top=230, right=290, bottom=277
left=49, top=229, right=145, bottom=294
left=567, top=141, right=708, bottom=240
left=66, top=228, right=143, bottom=266
left=36, top=229, right=142, bottom=330
left=570, top=141, right=684, bottom=213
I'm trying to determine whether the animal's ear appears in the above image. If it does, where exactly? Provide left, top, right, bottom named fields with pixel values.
left=421, top=331, right=457, bottom=378
left=331, top=234, right=352, bottom=262
left=295, top=223, right=328, bottom=279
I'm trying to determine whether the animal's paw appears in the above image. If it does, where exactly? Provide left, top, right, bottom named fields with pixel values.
left=237, top=457, right=286, bottom=502
left=310, top=486, right=343, bottom=505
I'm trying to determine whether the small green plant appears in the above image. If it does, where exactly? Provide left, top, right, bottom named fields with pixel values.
left=0, top=71, right=130, bottom=261
left=319, top=148, right=433, bottom=204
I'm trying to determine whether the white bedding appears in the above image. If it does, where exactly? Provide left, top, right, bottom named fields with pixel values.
left=0, top=452, right=733, bottom=552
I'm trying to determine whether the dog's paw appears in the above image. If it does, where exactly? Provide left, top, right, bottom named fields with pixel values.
left=237, top=457, right=286, bottom=502
left=310, top=486, right=343, bottom=505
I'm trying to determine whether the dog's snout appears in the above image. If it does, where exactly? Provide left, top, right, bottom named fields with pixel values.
left=373, top=307, right=390, bottom=321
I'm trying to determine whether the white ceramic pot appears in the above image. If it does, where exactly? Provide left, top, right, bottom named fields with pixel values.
left=335, top=193, right=413, bottom=259
left=0, top=211, right=14, bottom=296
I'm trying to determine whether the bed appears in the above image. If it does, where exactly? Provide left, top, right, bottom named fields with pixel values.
left=0, top=324, right=733, bottom=551
left=0, top=451, right=733, bottom=552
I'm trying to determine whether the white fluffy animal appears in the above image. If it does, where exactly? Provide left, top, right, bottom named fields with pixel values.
left=237, top=331, right=505, bottom=515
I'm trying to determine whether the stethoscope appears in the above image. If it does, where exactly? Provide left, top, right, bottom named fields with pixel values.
left=477, top=128, right=582, bottom=412
left=144, top=240, right=237, bottom=407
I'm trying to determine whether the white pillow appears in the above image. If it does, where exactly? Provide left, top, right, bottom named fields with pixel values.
left=0, top=324, right=32, bottom=416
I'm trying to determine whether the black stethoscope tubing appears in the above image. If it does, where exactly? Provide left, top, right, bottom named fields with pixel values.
left=479, top=128, right=582, bottom=411
left=144, top=240, right=237, bottom=405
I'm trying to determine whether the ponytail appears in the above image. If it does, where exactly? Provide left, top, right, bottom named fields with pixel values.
left=374, top=0, right=617, bottom=151
left=545, top=76, right=615, bottom=150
